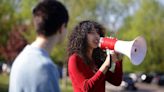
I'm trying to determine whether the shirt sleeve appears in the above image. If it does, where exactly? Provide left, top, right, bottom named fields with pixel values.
left=38, top=63, right=60, bottom=92
left=68, top=54, right=105, bottom=92
left=105, top=60, right=123, bottom=86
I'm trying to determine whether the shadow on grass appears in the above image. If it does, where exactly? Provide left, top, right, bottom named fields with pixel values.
left=0, top=83, right=8, bottom=92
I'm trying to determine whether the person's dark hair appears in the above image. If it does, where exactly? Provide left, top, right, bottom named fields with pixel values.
left=67, top=20, right=106, bottom=68
left=32, top=0, right=69, bottom=37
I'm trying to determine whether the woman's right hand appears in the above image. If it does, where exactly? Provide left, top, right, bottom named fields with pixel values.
left=99, top=53, right=111, bottom=74
left=103, top=54, right=111, bottom=67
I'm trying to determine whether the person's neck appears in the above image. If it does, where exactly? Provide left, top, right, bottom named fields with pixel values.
left=87, top=48, right=93, bottom=61
left=31, top=35, right=58, bottom=54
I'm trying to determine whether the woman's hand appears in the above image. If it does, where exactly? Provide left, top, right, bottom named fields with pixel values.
left=99, top=51, right=111, bottom=74
left=111, top=52, right=123, bottom=62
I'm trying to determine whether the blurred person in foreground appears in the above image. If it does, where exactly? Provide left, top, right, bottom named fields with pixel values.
left=9, top=0, right=69, bottom=92
left=67, top=20, right=123, bottom=92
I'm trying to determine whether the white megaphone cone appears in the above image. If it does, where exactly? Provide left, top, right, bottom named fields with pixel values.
left=114, top=36, right=147, bottom=65
left=99, top=36, right=147, bottom=65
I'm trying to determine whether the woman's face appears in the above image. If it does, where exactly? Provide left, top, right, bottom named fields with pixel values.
left=87, top=29, right=100, bottom=49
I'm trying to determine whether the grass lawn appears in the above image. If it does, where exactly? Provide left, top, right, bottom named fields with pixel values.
left=60, top=79, right=73, bottom=92
left=0, top=74, right=9, bottom=92
left=0, top=74, right=73, bottom=92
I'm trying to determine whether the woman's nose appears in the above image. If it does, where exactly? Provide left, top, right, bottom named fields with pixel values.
left=95, top=34, right=100, bottom=41
left=96, top=33, right=100, bottom=38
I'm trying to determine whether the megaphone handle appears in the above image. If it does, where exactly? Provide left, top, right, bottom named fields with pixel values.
left=106, top=49, right=112, bottom=69
left=106, top=49, right=115, bottom=54
left=109, top=55, right=112, bottom=69
left=109, top=58, right=116, bottom=73
left=106, top=49, right=116, bottom=72
left=106, top=49, right=110, bottom=55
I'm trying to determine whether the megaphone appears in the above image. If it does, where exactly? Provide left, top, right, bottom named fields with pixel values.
left=99, top=36, right=147, bottom=65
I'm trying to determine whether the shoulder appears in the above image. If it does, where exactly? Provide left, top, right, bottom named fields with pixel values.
left=68, top=53, right=85, bottom=69
left=69, top=53, right=80, bottom=59
left=68, top=53, right=82, bottom=64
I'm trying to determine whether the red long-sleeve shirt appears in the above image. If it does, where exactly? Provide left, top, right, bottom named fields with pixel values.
left=68, top=53, right=123, bottom=92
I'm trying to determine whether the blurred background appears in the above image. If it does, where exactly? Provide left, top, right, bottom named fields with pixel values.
left=0, top=0, right=164, bottom=92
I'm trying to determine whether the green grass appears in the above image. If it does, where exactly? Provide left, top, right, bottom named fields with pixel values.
left=0, top=74, right=9, bottom=92
left=0, top=74, right=73, bottom=92
left=60, top=79, right=73, bottom=92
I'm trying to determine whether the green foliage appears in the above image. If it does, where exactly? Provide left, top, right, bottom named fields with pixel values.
left=13, top=0, right=38, bottom=42
left=0, top=0, right=37, bottom=62
left=119, top=0, right=164, bottom=72
left=0, top=0, right=15, bottom=45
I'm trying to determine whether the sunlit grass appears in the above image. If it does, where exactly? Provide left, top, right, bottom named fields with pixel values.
left=0, top=74, right=9, bottom=92
left=60, top=78, right=73, bottom=92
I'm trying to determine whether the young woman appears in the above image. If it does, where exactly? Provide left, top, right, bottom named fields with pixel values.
left=67, top=20, right=123, bottom=92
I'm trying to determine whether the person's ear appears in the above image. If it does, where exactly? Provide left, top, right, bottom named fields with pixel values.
left=59, top=24, right=66, bottom=34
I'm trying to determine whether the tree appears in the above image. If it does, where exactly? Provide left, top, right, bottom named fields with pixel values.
left=119, top=0, right=164, bottom=72
left=0, top=0, right=37, bottom=63
left=0, top=0, right=15, bottom=46
left=0, top=0, right=18, bottom=62
left=0, top=25, right=28, bottom=63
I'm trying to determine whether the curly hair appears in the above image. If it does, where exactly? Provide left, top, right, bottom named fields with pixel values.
left=67, top=20, right=107, bottom=68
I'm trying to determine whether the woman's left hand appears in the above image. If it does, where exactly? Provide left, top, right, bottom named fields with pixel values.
left=111, top=52, right=123, bottom=62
